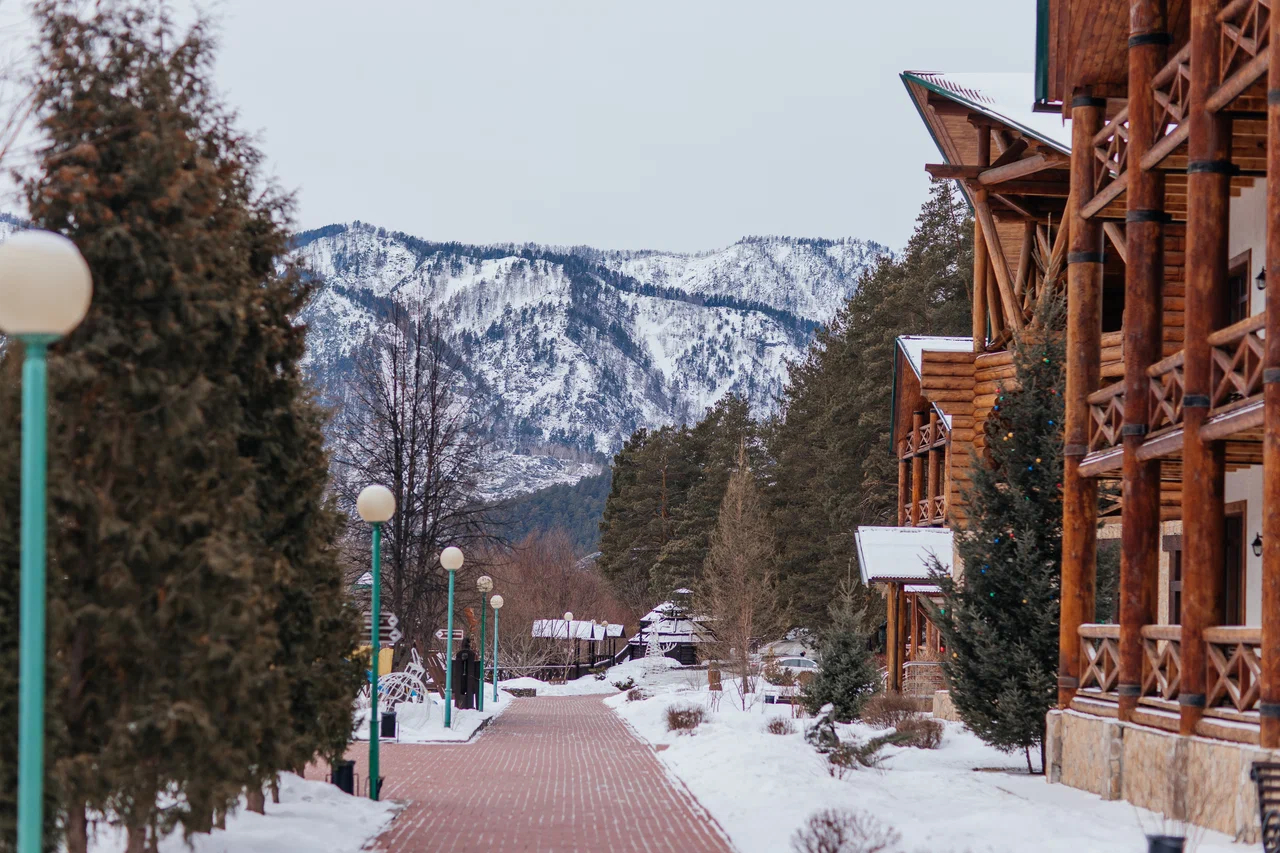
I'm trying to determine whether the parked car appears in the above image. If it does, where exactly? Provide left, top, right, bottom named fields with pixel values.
left=776, top=656, right=819, bottom=676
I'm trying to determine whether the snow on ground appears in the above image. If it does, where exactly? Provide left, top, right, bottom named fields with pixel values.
left=499, top=656, right=690, bottom=697
left=607, top=684, right=1249, bottom=853
left=86, top=773, right=397, bottom=853
left=353, top=689, right=512, bottom=743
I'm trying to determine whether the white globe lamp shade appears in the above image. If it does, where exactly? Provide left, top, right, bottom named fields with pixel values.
left=490, top=594, right=504, bottom=610
left=563, top=611, right=573, bottom=622
left=0, top=231, right=93, bottom=336
left=356, top=484, right=395, bottom=523
left=477, top=575, right=493, bottom=593
left=441, top=546, right=464, bottom=571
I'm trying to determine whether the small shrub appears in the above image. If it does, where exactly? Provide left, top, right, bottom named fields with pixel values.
left=895, top=715, right=943, bottom=749
left=860, top=692, right=918, bottom=728
left=666, top=703, right=706, bottom=733
left=626, top=687, right=645, bottom=702
left=790, top=807, right=901, bottom=853
left=612, top=676, right=636, bottom=691
left=765, top=717, right=797, bottom=735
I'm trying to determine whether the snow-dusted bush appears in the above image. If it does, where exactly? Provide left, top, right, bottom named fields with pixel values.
left=612, top=675, right=636, bottom=691
left=765, top=717, right=797, bottom=735
left=626, top=687, right=645, bottom=702
left=894, top=715, right=943, bottom=749
left=790, top=807, right=900, bottom=853
left=859, top=692, right=918, bottom=728
left=665, top=703, right=706, bottom=733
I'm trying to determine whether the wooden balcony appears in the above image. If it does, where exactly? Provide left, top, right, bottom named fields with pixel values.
left=1074, top=623, right=1265, bottom=744
left=900, top=418, right=948, bottom=459
left=1079, top=313, right=1265, bottom=476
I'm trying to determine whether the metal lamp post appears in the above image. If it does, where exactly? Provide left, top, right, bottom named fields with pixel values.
left=356, top=484, right=396, bottom=801
left=0, top=231, right=93, bottom=853
left=476, top=575, right=492, bottom=711
left=491, top=594, right=503, bottom=702
left=441, top=546, right=464, bottom=727
left=563, top=611, right=574, bottom=683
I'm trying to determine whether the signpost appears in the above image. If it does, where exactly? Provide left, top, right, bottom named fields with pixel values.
left=434, top=628, right=464, bottom=641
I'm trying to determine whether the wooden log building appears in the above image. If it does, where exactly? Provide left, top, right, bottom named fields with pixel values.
left=876, top=0, right=1280, bottom=839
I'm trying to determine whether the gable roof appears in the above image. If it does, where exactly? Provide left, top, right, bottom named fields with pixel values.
left=902, top=71, right=1071, bottom=153
left=855, top=526, right=953, bottom=585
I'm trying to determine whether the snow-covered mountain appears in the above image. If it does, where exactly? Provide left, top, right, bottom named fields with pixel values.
left=295, top=222, right=884, bottom=498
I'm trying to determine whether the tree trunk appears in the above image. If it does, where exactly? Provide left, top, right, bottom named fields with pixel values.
left=246, top=786, right=266, bottom=814
left=126, top=825, right=146, bottom=853
left=270, top=775, right=280, bottom=804
left=214, top=808, right=226, bottom=830
left=1025, top=745, right=1033, bottom=774
left=65, top=803, right=88, bottom=853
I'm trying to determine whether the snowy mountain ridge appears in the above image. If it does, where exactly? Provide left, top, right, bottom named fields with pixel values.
left=299, top=222, right=886, bottom=498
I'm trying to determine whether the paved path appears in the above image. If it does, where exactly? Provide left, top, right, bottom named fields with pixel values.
left=338, top=696, right=735, bottom=853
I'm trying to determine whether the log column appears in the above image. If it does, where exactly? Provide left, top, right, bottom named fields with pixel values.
left=1261, top=0, right=1280, bottom=749
left=910, top=593, right=920, bottom=662
left=1118, top=0, right=1169, bottom=723
left=973, top=127, right=992, bottom=353
left=911, top=411, right=926, bottom=526
left=1060, top=91, right=1104, bottom=707
left=898, top=453, right=909, bottom=526
left=1179, top=0, right=1230, bottom=736
left=886, top=583, right=903, bottom=691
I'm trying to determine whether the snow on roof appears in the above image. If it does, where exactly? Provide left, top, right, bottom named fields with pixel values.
left=855, top=526, right=953, bottom=585
left=905, top=584, right=941, bottom=595
left=532, top=619, right=617, bottom=641
left=903, top=71, right=1071, bottom=153
left=897, top=336, right=973, bottom=379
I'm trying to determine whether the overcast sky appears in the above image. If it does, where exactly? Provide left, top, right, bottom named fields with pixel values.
left=7, top=1, right=1038, bottom=252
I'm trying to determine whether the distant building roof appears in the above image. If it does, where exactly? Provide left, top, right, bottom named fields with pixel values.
left=532, top=619, right=620, bottom=641
left=855, top=526, right=953, bottom=584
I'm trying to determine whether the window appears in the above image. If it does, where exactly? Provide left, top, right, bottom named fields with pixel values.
left=1225, top=250, right=1252, bottom=327
left=1224, top=501, right=1246, bottom=625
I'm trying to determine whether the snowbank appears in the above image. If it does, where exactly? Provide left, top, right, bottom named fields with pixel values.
left=499, top=656, right=687, bottom=696
left=353, top=689, right=511, bottom=743
left=608, top=688, right=1249, bottom=853
left=86, top=772, right=397, bottom=853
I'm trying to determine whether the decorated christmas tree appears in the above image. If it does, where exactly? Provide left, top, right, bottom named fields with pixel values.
left=928, top=297, right=1066, bottom=772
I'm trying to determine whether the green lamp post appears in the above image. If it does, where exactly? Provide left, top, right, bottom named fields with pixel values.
left=0, top=230, right=93, bottom=853
left=441, top=545, right=464, bottom=728
left=491, top=594, right=503, bottom=702
left=356, top=484, right=396, bottom=801
left=563, top=611, right=574, bottom=683
left=476, top=575, right=492, bottom=711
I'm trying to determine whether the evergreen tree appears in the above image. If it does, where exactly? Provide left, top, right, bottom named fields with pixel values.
left=801, top=580, right=880, bottom=722
left=927, top=297, right=1066, bottom=772
left=769, top=180, right=972, bottom=630
left=0, top=4, right=359, bottom=847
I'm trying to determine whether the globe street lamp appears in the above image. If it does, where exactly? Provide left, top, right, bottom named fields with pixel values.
left=490, top=594, right=504, bottom=703
left=356, top=484, right=395, bottom=801
left=563, top=611, right=574, bottom=683
left=476, top=575, right=493, bottom=711
left=0, top=230, right=93, bottom=853
left=441, top=546, right=464, bottom=727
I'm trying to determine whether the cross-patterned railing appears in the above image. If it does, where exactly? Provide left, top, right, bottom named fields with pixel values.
left=1152, top=44, right=1192, bottom=142
left=1093, top=106, right=1129, bottom=192
left=1141, top=624, right=1182, bottom=702
left=1206, top=626, right=1262, bottom=713
left=1209, top=312, right=1265, bottom=410
left=1079, top=623, right=1121, bottom=697
left=1087, top=380, right=1126, bottom=452
left=1147, top=351, right=1186, bottom=433
left=1218, top=0, right=1271, bottom=86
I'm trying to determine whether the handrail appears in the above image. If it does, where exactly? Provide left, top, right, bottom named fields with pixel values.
left=1218, top=0, right=1256, bottom=22
left=1079, top=623, right=1120, bottom=640
left=1087, top=379, right=1126, bottom=406
left=1204, top=625, right=1261, bottom=644
left=1153, top=43, right=1192, bottom=89
left=1207, top=311, right=1265, bottom=348
left=1092, top=106, right=1129, bottom=148
left=1147, top=350, right=1185, bottom=377
left=1141, top=624, right=1182, bottom=642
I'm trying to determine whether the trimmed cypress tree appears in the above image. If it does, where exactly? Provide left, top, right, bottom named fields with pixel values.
left=927, top=297, right=1066, bottom=773
left=0, top=3, right=359, bottom=847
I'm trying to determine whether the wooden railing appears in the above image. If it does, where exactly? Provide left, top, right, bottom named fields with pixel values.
left=1141, top=624, right=1182, bottom=702
left=1209, top=312, right=1265, bottom=411
left=1206, top=626, right=1262, bottom=713
left=1211, top=0, right=1271, bottom=109
left=1144, top=44, right=1193, bottom=170
left=1147, top=350, right=1186, bottom=433
left=1087, top=380, right=1126, bottom=452
left=915, top=496, right=947, bottom=527
left=1079, top=623, right=1121, bottom=696
left=903, top=420, right=947, bottom=458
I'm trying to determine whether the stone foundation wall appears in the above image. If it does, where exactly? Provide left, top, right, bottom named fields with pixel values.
left=1046, top=709, right=1278, bottom=843
left=932, top=690, right=961, bottom=721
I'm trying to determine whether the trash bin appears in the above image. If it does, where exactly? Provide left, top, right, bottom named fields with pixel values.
left=380, top=710, right=397, bottom=740
left=331, top=760, right=355, bottom=795
left=454, top=640, right=477, bottom=710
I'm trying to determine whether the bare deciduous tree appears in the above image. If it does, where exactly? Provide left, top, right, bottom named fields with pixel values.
left=700, top=441, right=782, bottom=707
left=335, top=301, right=502, bottom=668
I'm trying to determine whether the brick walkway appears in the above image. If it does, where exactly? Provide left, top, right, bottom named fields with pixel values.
left=336, top=696, right=734, bottom=853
